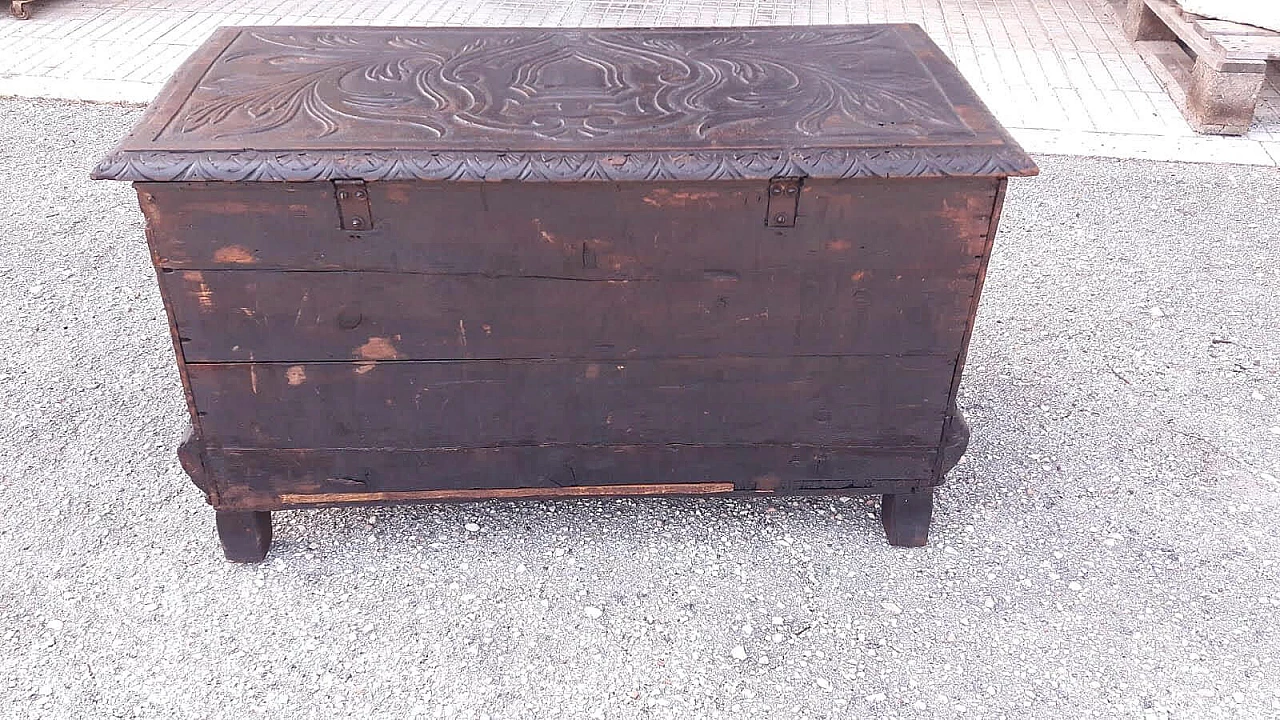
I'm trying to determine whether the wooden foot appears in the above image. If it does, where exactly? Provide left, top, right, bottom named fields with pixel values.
left=1122, top=0, right=1173, bottom=42
left=881, top=490, right=933, bottom=547
left=940, top=410, right=970, bottom=476
left=215, top=510, right=273, bottom=562
left=1187, top=57, right=1266, bottom=135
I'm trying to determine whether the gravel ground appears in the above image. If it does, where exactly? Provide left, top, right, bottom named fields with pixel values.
left=0, top=96, right=1278, bottom=720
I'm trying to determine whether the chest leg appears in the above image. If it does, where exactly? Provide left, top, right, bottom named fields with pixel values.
left=881, top=489, right=934, bottom=547
left=215, top=510, right=273, bottom=563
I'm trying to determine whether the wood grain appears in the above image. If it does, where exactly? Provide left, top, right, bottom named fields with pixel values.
left=139, top=179, right=999, bottom=276
left=187, top=357, right=954, bottom=449
left=166, top=269, right=975, bottom=362
left=205, top=444, right=939, bottom=508
left=93, top=23, right=1036, bottom=553
left=277, top=483, right=736, bottom=505
left=93, top=26, right=1037, bottom=182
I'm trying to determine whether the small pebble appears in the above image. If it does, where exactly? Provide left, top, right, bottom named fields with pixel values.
left=1068, top=581, right=1083, bottom=591
left=583, top=606, right=602, bottom=619
left=816, top=678, right=831, bottom=690
left=45, top=619, right=63, bottom=632
left=880, top=602, right=903, bottom=615
left=464, top=523, right=481, bottom=533
left=865, top=693, right=887, bottom=703
left=731, top=645, right=747, bottom=660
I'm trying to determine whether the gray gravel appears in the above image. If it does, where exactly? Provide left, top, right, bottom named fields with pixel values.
left=1, top=95, right=1279, bottom=719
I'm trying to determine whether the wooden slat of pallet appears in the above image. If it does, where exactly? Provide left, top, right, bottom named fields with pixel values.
left=1211, top=34, right=1280, bottom=61
left=1145, top=39, right=1196, bottom=108
left=1143, top=0, right=1269, bottom=71
left=1126, top=0, right=1269, bottom=134
left=1193, top=18, right=1277, bottom=38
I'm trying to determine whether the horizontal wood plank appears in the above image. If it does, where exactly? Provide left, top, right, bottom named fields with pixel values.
left=139, top=178, right=999, bottom=277
left=1212, top=34, right=1280, bottom=60
left=187, top=357, right=953, bottom=449
left=207, top=444, right=939, bottom=509
left=276, top=483, right=737, bottom=505
left=166, top=270, right=975, bottom=362
left=1193, top=18, right=1277, bottom=38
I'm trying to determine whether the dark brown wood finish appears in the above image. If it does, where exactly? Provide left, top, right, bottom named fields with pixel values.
left=206, top=445, right=940, bottom=510
left=187, top=356, right=954, bottom=448
left=881, top=489, right=934, bottom=547
left=215, top=510, right=273, bottom=562
left=138, top=179, right=999, bottom=275
left=93, top=27, right=1036, bottom=183
left=96, top=24, right=1035, bottom=559
left=166, top=270, right=976, bottom=362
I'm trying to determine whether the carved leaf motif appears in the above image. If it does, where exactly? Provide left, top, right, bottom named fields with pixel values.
left=164, top=27, right=972, bottom=145
left=91, top=145, right=1039, bottom=183
left=97, top=27, right=1038, bottom=182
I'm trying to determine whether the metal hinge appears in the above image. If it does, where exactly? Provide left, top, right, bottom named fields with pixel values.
left=766, top=177, right=802, bottom=227
left=333, top=180, right=372, bottom=231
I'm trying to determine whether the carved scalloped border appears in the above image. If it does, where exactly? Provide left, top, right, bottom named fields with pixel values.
left=91, top=146, right=1038, bottom=182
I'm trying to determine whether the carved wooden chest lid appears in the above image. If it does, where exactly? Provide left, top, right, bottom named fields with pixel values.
left=93, top=25, right=1037, bottom=182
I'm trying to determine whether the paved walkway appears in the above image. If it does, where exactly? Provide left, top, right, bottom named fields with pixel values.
left=1, top=0, right=1278, bottom=164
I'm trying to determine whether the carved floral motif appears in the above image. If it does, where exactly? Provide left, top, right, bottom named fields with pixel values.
left=93, top=146, right=1038, bottom=182
left=94, top=27, right=1038, bottom=182
left=166, top=27, right=971, bottom=145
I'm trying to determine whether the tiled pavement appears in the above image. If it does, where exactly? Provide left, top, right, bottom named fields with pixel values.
left=1, top=0, right=1278, bottom=165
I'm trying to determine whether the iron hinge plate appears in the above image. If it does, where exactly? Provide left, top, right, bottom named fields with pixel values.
left=766, top=177, right=802, bottom=227
left=333, top=179, right=372, bottom=231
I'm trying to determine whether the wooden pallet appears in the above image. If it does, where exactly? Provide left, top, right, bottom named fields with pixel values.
left=10, top=0, right=35, bottom=19
left=1123, top=0, right=1279, bottom=134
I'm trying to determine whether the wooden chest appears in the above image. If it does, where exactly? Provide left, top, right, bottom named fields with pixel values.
left=93, top=25, right=1036, bottom=561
